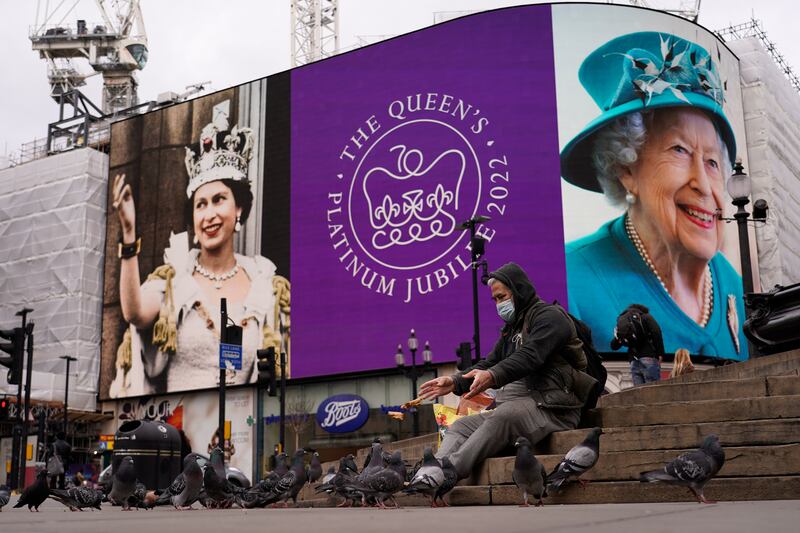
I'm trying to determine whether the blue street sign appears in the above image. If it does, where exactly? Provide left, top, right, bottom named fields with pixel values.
left=219, top=342, right=242, bottom=371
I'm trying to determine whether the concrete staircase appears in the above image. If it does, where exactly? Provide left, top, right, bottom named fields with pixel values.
left=301, top=350, right=800, bottom=506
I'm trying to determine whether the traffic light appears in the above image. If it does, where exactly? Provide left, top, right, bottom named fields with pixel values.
left=0, top=397, right=9, bottom=420
left=456, top=342, right=472, bottom=371
left=256, top=347, right=277, bottom=396
left=0, top=327, right=24, bottom=385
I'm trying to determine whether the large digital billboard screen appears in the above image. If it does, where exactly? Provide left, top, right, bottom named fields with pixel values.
left=100, top=3, right=749, bottom=400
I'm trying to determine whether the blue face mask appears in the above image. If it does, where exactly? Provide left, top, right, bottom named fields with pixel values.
left=496, top=298, right=515, bottom=323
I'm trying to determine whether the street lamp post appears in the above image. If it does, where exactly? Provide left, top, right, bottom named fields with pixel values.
left=395, top=330, right=432, bottom=437
left=59, top=356, right=77, bottom=436
left=459, top=216, right=490, bottom=365
left=723, top=161, right=770, bottom=357
left=727, top=161, right=755, bottom=296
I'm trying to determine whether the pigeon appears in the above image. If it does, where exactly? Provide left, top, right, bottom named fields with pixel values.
left=432, top=457, right=458, bottom=508
left=13, top=469, right=50, bottom=512
left=273, top=453, right=289, bottom=477
left=547, top=427, right=603, bottom=493
left=640, top=434, right=726, bottom=504
left=344, top=451, right=406, bottom=508
left=203, top=466, right=235, bottom=508
left=319, top=465, right=336, bottom=486
left=315, top=455, right=358, bottom=507
left=358, top=442, right=386, bottom=483
left=108, top=456, right=137, bottom=510
left=234, top=488, right=272, bottom=509
left=49, top=486, right=104, bottom=511
left=362, top=437, right=393, bottom=470
left=403, top=448, right=444, bottom=506
left=156, top=453, right=204, bottom=510
left=306, top=451, right=323, bottom=484
left=0, top=484, right=10, bottom=511
left=345, top=443, right=387, bottom=506
left=127, top=481, right=152, bottom=510
left=265, top=449, right=308, bottom=507
left=255, top=471, right=281, bottom=494
left=512, top=437, right=547, bottom=507
left=208, top=447, right=229, bottom=482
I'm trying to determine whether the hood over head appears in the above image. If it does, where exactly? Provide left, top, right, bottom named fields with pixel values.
left=487, top=262, right=538, bottom=316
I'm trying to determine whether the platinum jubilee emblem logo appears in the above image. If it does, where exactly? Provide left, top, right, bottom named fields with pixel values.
left=326, top=92, right=511, bottom=303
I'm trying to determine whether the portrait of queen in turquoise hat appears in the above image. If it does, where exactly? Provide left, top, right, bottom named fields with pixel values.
left=561, top=31, right=748, bottom=361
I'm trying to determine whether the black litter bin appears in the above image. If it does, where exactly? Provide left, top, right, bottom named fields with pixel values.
left=113, top=420, right=182, bottom=490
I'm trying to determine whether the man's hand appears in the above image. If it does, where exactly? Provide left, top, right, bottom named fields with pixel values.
left=463, top=369, right=495, bottom=399
left=419, top=376, right=454, bottom=400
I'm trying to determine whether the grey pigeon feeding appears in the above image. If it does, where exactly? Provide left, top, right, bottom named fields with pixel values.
left=204, top=447, right=242, bottom=508
left=315, top=455, right=358, bottom=507
left=512, top=437, right=547, bottom=507
left=203, top=460, right=236, bottom=508
left=547, top=427, right=603, bottom=493
left=128, top=481, right=152, bottom=509
left=14, top=469, right=49, bottom=512
left=157, top=453, right=204, bottom=509
left=346, top=450, right=406, bottom=508
left=640, top=434, right=726, bottom=504
left=108, top=456, right=137, bottom=510
left=432, top=457, right=458, bottom=508
left=0, top=484, right=10, bottom=511
left=49, top=486, right=104, bottom=511
left=403, top=448, right=444, bottom=507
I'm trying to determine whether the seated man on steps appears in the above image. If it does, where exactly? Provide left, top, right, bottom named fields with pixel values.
left=419, top=262, right=596, bottom=479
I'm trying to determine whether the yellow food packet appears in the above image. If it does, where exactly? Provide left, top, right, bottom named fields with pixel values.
left=432, top=404, right=463, bottom=447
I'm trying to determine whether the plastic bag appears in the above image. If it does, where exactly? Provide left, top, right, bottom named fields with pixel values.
left=433, top=404, right=461, bottom=447
left=47, top=455, right=64, bottom=476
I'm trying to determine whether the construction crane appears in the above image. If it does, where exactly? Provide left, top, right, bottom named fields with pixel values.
left=29, top=0, right=148, bottom=115
left=291, top=0, right=339, bottom=67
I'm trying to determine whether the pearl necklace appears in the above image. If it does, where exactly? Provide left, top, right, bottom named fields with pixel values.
left=625, top=214, right=713, bottom=327
left=194, top=259, right=239, bottom=290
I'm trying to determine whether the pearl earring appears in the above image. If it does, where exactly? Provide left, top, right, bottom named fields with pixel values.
left=234, top=217, right=242, bottom=233
left=193, top=234, right=199, bottom=245
left=625, top=190, right=637, bottom=205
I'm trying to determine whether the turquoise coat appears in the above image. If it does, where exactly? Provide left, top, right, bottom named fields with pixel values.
left=566, top=216, right=748, bottom=361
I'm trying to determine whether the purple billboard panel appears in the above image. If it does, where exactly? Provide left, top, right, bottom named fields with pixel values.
left=291, top=6, right=566, bottom=378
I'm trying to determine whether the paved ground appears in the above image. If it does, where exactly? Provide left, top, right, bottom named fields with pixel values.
left=1, top=497, right=798, bottom=532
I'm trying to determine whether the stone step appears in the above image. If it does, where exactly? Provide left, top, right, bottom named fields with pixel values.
left=540, top=418, right=800, bottom=454
left=298, top=476, right=800, bottom=506
left=353, top=433, right=438, bottom=465
left=667, top=350, right=800, bottom=384
left=585, top=394, right=800, bottom=428
left=483, top=475, right=800, bottom=505
left=474, top=443, right=800, bottom=485
left=597, top=375, right=799, bottom=408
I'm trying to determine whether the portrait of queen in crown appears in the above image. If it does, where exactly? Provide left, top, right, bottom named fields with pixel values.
left=560, top=31, right=747, bottom=361
left=108, top=107, right=290, bottom=398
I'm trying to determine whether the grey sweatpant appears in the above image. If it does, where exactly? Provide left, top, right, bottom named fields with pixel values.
left=436, top=397, right=581, bottom=479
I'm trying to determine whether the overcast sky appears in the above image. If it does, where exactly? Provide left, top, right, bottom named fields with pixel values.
left=1, top=0, right=798, bottom=157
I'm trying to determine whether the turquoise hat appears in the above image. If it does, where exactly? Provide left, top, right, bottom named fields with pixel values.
left=560, top=32, right=737, bottom=193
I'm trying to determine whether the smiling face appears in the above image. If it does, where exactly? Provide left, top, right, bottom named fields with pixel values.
left=192, top=180, right=241, bottom=252
left=621, top=108, right=726, bottom=262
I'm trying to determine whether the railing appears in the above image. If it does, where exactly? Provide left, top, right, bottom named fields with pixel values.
left=29, top=21, right=118, bottom=40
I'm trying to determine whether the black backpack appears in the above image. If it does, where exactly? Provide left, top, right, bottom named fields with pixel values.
left=567, top=311, right=608, bottom=412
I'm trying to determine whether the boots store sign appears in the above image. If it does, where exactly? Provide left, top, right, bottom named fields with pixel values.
left=316, top=394, right=369, bottom=433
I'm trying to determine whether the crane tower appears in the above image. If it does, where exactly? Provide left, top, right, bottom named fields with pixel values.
left=291, top=0, right=339, bottom=67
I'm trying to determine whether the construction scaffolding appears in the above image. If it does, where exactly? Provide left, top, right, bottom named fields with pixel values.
left=716, top=18, right=800, bottom=93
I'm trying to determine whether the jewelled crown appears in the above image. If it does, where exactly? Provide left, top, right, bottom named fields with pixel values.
left=184, top=120, right=255, bottom=198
